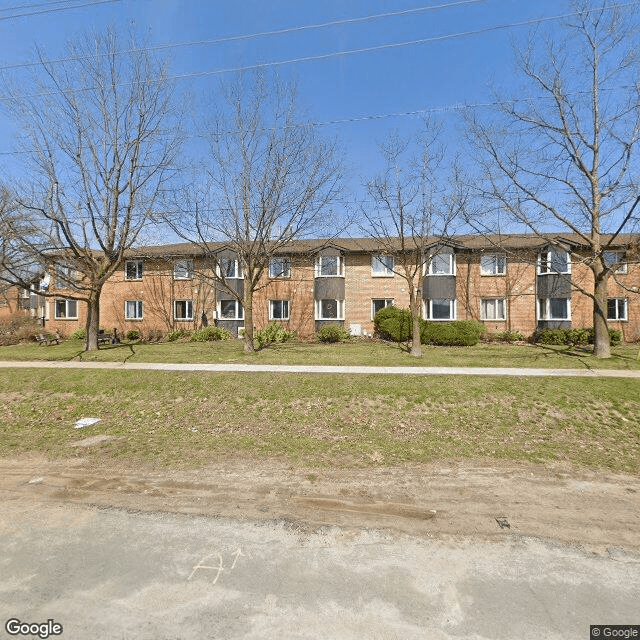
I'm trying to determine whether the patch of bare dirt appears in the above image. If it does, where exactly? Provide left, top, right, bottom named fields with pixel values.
left=0, top=454, right=638, bottom=552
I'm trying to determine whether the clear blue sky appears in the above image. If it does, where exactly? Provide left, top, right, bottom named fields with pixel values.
left=0, top=0, right=581, bottom=213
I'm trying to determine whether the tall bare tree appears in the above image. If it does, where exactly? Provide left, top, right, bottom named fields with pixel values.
left=170, top=72, right=343, bottom=353
left=3, top=29, right=181, bottom=350
left=469, top=1, right=640, bottom=357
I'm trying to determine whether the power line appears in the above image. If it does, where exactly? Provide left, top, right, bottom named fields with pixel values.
left=0, top=0, right=121, bottom=21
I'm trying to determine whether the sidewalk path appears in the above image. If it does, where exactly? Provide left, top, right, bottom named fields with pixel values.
left=1, top=360, right=640, bottom=377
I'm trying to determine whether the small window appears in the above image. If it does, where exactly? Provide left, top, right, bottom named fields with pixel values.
left=269, top=299, right=290, bottom=320
left=481, top=298, right=506, bottom=321
left=219, top=299, right=244, bottom=320
left=125, top=300, right=143, bottom=320
left=480, top=254, right=506, bottom=276
left=55, top=263, right=78, bottom=286
left=315, top=255, right=344, bottom=277
left=315, top=299, right=345, bottom=320
left=538, top=297, right=570, bottom=320
left=125, top=260, right=143, bottom=280
left=173, top=260, right=193, bottom=280
left=174, top=299, right=193, bottom=321
left=371, top=255, right=394, bottom=277
left=269, top=258, right=291, bottom=279
left=372, top=298, right=394, bottom=319
left=425, top=299, right=456, bottom=320
left=538, top=249, right=570, bottom=274
left=428, top=252, right=455, bottom=276
left=604, top=251, right=627, bottom=274
left=55, top=298, right=77, bottom=319
left=607, top=298, right=628, bottom=321
left=219, top=258, right=243, bottom=279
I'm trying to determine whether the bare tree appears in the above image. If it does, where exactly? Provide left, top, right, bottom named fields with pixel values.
left=170, top=72, right=343, bottom=353
left=360, top=126, right=466, bottom=357
left=2, top=29, right=181, bottom=350
left=469, top=1, right=640, bottom=357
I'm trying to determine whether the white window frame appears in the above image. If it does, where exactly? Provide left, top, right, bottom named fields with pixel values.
left=173, top=299, right=194, bottom=321
left=427, top=252, right=456, bottom=276
left=371, top=255, right=395, bottom=277
left=537, top=297, right=571, bottom=321
left=424, top=299, right=456, bottom=321
left=55, top=263, right=78, bottom=286
left=371, top=298, right=394, bottom=319
left=480, top=298, right=506, bottom=321
left=480, top=254, right=506, bottom=276
left=269, top=299, right=290, bottom=320
left=538, top=248, right=571, bottom=275
left=607, top=298, right=628, bottom=321
left=173, top=260, right=194, bottom=280
left=124, top=260, right=143, bottom=281
left=315, top=255, right=344, bottom=278
left=315, top=299, right=345, bottom=320
left=218, top=258, right=243, bottom=280
left=218, top=299, right=244, bottom=320
left=604, top=251, right=627, bottom=274
left=54, top=298, right=78, bottom=319
left=268, top=257, right=291, bottom=279
left=125, top=300, right=144, bottom=320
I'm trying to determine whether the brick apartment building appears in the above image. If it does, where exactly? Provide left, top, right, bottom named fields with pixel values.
left=8, top=234, right=640, bottom=343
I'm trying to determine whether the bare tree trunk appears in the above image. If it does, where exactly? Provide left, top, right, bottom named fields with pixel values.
left=593, top=271, right=611, bottom=358
left=85, top=289, right=101, bottom=351
left=243, top=289, right=255, bottom=354
left=408, top=286, right=422, bottom=357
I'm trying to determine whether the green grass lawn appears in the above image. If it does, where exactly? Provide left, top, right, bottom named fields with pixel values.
left=1, top=367, right=639, bottom=474
left=1, top=337, right=640, bottom=369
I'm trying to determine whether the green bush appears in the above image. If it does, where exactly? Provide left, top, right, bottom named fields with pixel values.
left=420, top=320, right=485, bottom=346
left=316, top=324, right=350, bottom=343
left=373, top=305, right=413, bottom=342
left=608, top=328, right=622, bottom=346
left=255, top=322, right=296, bottom=348
left=189, top=326, right=231, bottom=342
left=531, top=328, right=567, bottom=345
left=492, top=330, right=526, bottom=343
left=166, top=328, right=192, bottom=342
left=69, top=327, right=86, bottom=340
left=125, top=329, right=141, bottom=341
left=530, top=327, right=623, bottom=346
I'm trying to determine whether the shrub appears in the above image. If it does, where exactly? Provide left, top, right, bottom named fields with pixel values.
left=530, top=327, right=623, bottom=347
left=0, top=318, right=42, bottom=346
left=166, top=328, right=192, bottom=342
left=373, top=306, right=413, bottom=342
left=255, top=322, right=296, bottom=348
left=420, top=320, right=484, bottom=346
left=143, top=329, right=164, bottom=343
left=316, top=324, right=350, bottom=343
left=125, top=329, right=141, bottom=341
left=189, top=326, right=232, bottom=342
left=490, top=330, right=526, bottom=343
left=608, top=328, right=622, bottom=346
left=69, top=327, right=86, bottom=340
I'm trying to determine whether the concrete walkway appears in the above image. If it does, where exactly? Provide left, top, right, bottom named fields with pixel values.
left=1, top=360, right=640, bottom=377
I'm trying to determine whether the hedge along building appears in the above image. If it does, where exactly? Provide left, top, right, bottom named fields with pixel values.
left=33, top=234, right=640, bottom=343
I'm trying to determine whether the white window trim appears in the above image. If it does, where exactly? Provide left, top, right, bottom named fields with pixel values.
left=269, top=258, right=292, bottom=279
left=604, top=251, right=628, bottom=274
left=371, top=255, right=395, bottom=277
left=173, top=260, right=194, bottom=280
left=371, top=298, right=394, bottom=320
left=173, top=299, right=194, bottom=321
left=480, top=298, right=507, bottom=321
left=315, top=255, right=344, bottom=278
left=54, top=298, right=78, bottom=320
left=217, top=299, right=244, bottom=321
left=607, top=298, right=628, bottom=321
left=537, top=249, right=571, bottom=275
left=269, top=299, right=290, bottom=321
left=217, top=258, right=244, bottom=280
left=427, top=252, right=456, bottom=276
left=423, top=299, right=457, bottom=321
left=537, top=297, right=571, bottom=321
left=124, top=260, right=143, bottom=281
left=315, top=299, right=345, bottom=321
left=480, top=254, right=506, bottom=276
left=125, top=300, right=144, bottom=320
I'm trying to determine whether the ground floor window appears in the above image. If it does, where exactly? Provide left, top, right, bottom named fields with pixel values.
left=607, top=298, right=628, bottom=321
left=269, top=299, right=290, bottom=320
left=219, top=299, right=244, bottom=320
left=55, top=298, right=77, bottom=319
left=372, top=298, right=394, bottom=319
left=315, top=299, right=345, bottom=320
left=538, top=297, right=570, bottom=321
left=174, top=299, right=194, bottom=321
left=480, top=298, right=506, bottom=321
left=125, top=300, right=143, bottom=320
left=424, top=298, right=456, bottom=321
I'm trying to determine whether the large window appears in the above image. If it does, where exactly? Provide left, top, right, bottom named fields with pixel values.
left=481, top=298, right=506, bottom=321
left=269, top=257, right=291, bottom=279
left=425, top=299, right=456, bottom=320
left=125, top=300, right=143, bottom=320
left=55, top=298, right=77, bottom=319
left=538, top=297, right=570, bottom=320
left=219, top=299, right=244, bottom=320
left=371, top=255, right=394, bottom=277
left=428, top=252, right=455, bottom=276
left=124, top=260, right=143, bottom=280
left=607, top=298, right=628, bottom=321
left=604, top=251, right=627, bottom=274
left=538, top=248, right=570, bottom=274
left=269, top=299, right=290, bottom=320
left=173, top=260, right=193, bottom=280
left=315, top=255, right=344, bottom=277
left=372, top=298, right=394, bottom=319
left=174, top=299, right=193, bottom=321
left=315, top=299, right=345, bottom=320
left=480, top=254, right=506, bottom=276
left=219, top=258, right=243, bottom=279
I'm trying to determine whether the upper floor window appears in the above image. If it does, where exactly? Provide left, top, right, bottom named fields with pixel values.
left=218, top=258, right=243, bottom=279
left=371, top=255, right=394, bottom=277
left=538, top=248, right=570, bottom=274
left=55, top=298, right=77, bottom=319
left=607, top=298, right=628, bottom=321
left=269, top=257, right=291, bottom=279
left=124, top=260, right=143, bottom=280
left=480, top=254, right=506, bottom=276
left=173, top=260, right=193, bottom=280
left=604, top=251, right=627, bottom=274
left=55, top=263, right=78, bottom=286
left=315, top=255, right=344, bottom=278
left=427, top=252, right=455, bottom=276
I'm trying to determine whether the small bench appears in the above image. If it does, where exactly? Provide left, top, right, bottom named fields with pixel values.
left=98, top=328, right=120, bottom=346
left=36, top=333, right=61, bottom=346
